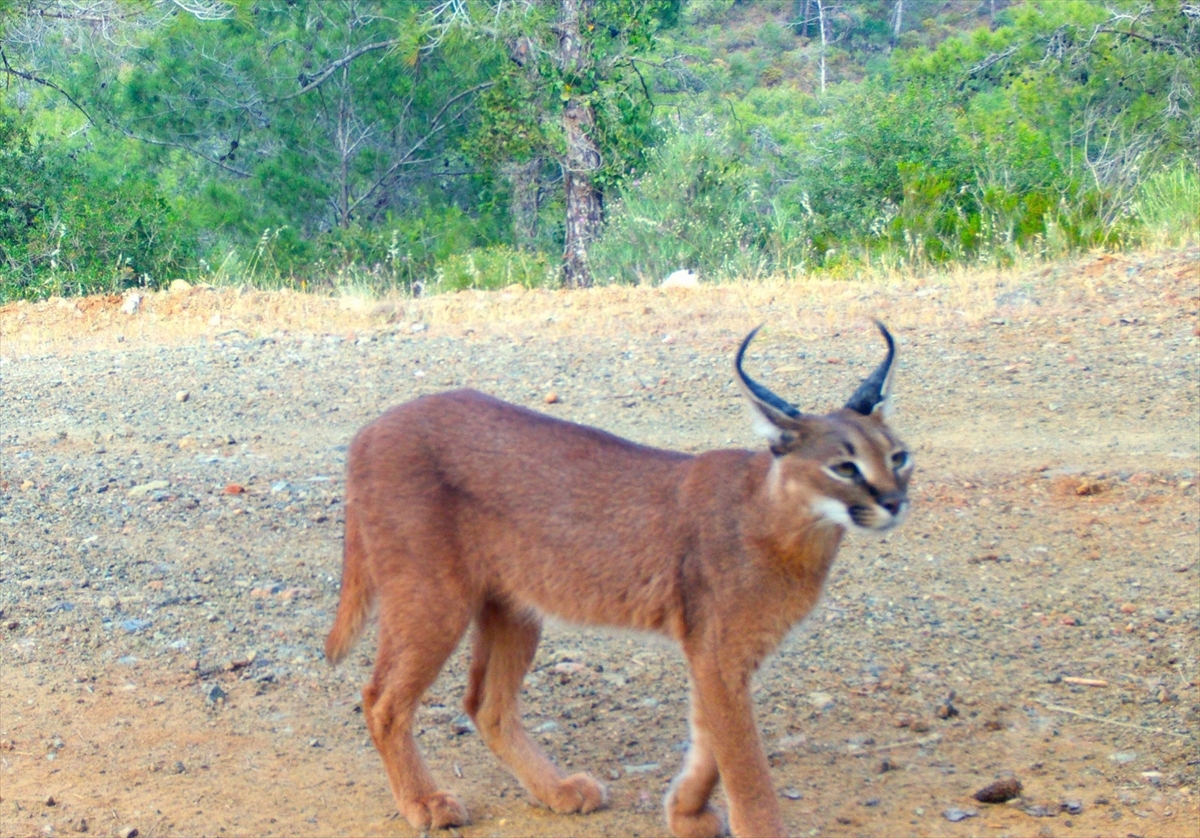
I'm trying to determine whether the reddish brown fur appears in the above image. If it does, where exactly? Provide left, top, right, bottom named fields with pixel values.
left=326, top=361, right=910, bottom=837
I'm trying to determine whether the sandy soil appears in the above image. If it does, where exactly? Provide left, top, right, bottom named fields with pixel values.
left=2, top=249, right=1198, bottom=838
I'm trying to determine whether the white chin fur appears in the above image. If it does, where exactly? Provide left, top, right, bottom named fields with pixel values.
left=810, top=497, right=853, bottom=528
left=861, top=503, right=909, bottom=535
left=812, top=498, right=909, bottom=533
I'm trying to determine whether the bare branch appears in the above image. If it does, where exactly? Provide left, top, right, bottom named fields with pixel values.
left=278, top=39, right=402, bottom=102
left=0, top=45, right=97, bottom=126
left=168, top=0, right=233, bottom=21
left=1095, top=26, right=1186, bottom=53
left=964, top=43, right=1019, bottom=79
left=346, top=81, right=494, bottom=217
left=114, top=125, right=253, bottom=177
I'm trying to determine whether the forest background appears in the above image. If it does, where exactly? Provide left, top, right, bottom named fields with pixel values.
left=0, top=0, right=1196, bottom=302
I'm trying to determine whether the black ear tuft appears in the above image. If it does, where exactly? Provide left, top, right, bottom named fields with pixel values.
left=734, top=325, right=805, bottom=445
left=735, top=325, right=802, bottom=421
left=844, top=321, right=896, bottom=416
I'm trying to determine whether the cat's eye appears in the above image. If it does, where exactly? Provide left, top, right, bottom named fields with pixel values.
left=891, top=451, right=910, bottom=470
left=830, top=461, right=861, bottom=480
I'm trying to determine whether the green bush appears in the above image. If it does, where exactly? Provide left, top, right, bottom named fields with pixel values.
left=591, top=128, right=802, bottom=283
left=431, top=245, right=555, bottom=293
left=1134, top=161, right=1200, bottom=246
left=0, top=108, right=196, bottom=300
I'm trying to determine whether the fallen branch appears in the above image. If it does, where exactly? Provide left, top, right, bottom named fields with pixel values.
left=1061, top=677, right=1108, bottom=687
left=863, top=732, right=941, bottom=753
left=1036, top=700, right=1187, bottom=737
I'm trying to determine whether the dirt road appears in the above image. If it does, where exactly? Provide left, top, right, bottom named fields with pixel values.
left=2, top=249, right=1197, bottom=837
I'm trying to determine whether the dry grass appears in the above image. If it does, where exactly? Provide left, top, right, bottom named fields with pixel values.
left=0, top=251, right=1163, bottom=358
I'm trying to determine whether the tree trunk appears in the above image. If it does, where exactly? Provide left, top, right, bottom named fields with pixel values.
left=556, top=0, right=602, bottom=289
left=793, top=0, right=812, bottom=37
left=507, top=157, right=542, bottom=249
left=817, top=0, right=828, bottom=94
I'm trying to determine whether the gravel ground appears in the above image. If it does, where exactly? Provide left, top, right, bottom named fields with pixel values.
left=1, top=248, right=1198, bottom=838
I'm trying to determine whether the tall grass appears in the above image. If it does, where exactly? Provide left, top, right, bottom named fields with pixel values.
left=1133, top=161, right=1200, bottom=247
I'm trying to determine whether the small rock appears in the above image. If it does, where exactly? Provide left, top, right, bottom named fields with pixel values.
left=309, top=738, right=323, bottom=748
left=660, top=269, right=698, bottom=288
left=175, top=390, right=190, bottom=403
left=451, top=714, right=475, bottom=735
left=532, top=721, right=560, bottom=733
left=120, top=619, right=152, bottom=633
left=171, top=761, right=186, bottom=774
left=544, top=392, right=560, bottom=404
left=128, top=480, right=169, bottom=497
left=169, top=279, right=192, bottom=293
left=623, top=763, right=660, bottom=775
left=1119, top=602, right=1137, bottom=614
left=1060, top=799, right=1083, bottom=815
left=44, top=795, right=57, bottom=807
left=1152, top=607, right=1172, bottom=622
left=782, top=788, right=803, bottom=800
left=223, top=483, right=246, bottom=495
left=807, top=691, right=834, bottom=711
left=943, top=807, right=978, bottom=822
left=119, top=827, right=138, bottom=838
left=97, top=595, right=118, bottom=610
left=73, top=817, right=88, bottom=833
left=1093, top=795, right=1109, bottom=805
left=936, top=701, right=959, bottom=719
left=1108, top=751, right=1138, bottom=764
left=205, top=684, right=227, bottom=705
left=776, top=734, right=806, bottom=750
left=975, top=777, right=1023, bottom=803
left=863, top=797, right=880, bottom=807
left=121, top=294, right=141, bottom=315
left=877, top=758, right=897, bottom=773
left=1023, top=802, right=1057, bottom=817
left=410, top=322, right=427, bottom=332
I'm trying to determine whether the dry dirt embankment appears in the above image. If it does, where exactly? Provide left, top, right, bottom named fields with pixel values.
left=2, top=249, right=1198, bottom=838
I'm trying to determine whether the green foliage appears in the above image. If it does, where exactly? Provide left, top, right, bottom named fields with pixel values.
left=1133, top=160, right=1200, bottom=246
left=590, top=128, right=814, bottom=283
left=1, top=0, right=1196, bottom=300
left=432, top=245, right=556, bottom=292
left=0, top=107, right=196, bottom=300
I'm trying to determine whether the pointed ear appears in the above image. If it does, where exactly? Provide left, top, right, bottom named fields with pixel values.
left=734, top=325, right=804, bottom=449
left=844, top=320, right=897, bottom=417
left=742, top=398, right=795, bottom=448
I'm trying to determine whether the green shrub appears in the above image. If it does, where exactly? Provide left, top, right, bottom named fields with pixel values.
left=592, top=128, right=791, bottom=283
left=0, top=108, right=197, bottom=301
left=431, top=245, right=555, bottom=292
left=1134, top=161, right=1200, bottom=246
